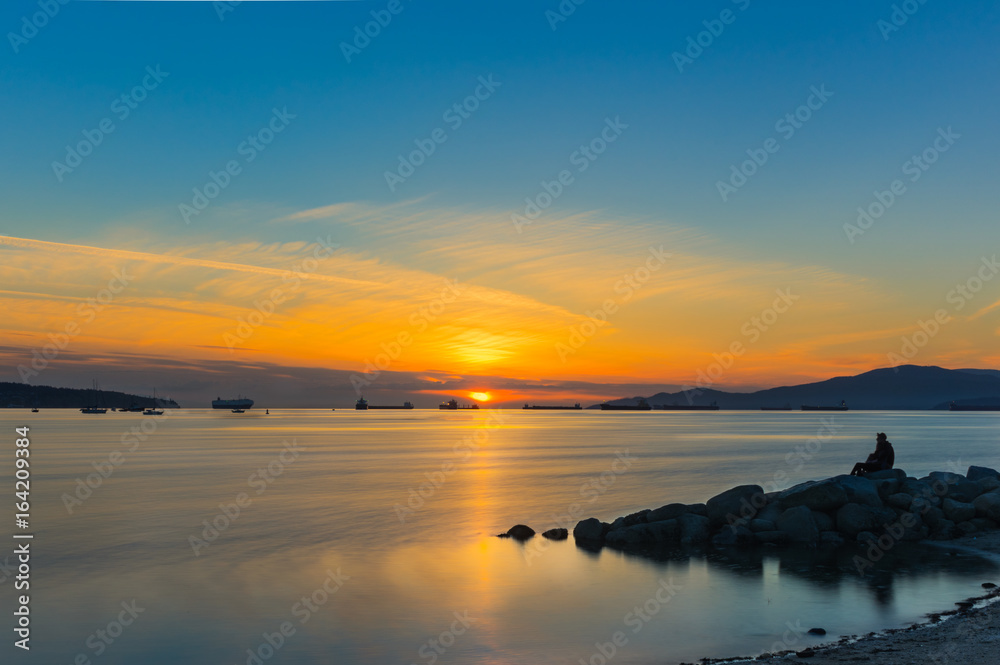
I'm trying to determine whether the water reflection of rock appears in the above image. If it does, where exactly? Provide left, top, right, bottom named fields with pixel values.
left=577, top=541, right=999, bottom=605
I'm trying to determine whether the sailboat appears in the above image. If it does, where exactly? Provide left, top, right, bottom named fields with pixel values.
left=80, top=380, right=108, bottom=414
left=143, top=388, right=164, bottom=415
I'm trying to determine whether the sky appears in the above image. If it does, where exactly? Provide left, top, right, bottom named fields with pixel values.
left=1, top=0, right=999, bottom=407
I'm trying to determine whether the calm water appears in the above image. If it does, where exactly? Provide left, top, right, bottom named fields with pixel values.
left=3, top=409, right=999, bottom=664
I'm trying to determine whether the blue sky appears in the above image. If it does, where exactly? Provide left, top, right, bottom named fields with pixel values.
left=2, top=0, right=999, bottom=405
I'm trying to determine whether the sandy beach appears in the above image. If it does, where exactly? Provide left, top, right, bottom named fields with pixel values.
left=701, top=531, right=1000, bottom=665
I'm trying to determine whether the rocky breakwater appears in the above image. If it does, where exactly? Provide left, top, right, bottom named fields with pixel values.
left=572, top=466, right=1000, bottom=552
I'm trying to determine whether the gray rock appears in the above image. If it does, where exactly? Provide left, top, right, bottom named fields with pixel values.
left=901, top=477, right=932, bottom=497
left=973, top=492, right=1000, bottom=522
left=867, top=468, right=906, bottom=496
left=926, top=473, right=981, bottom=503
left=678, top=513, right=711, bottom=545
left=835, top=503, right=897, bottom=536
left=832, top=475, right=883, bottom=507
left=646, top=503, right=689, bottom=523
left=573, top=518, right=609, bottom=543
left=645, top=519, right=681, bottom=544
left=819, top=531, right=845, bottom=546
left=502, top=524, right=535, bottom=540
left=755, top=503, right=783, bottom=524
left=777, top=505, right=819, bottom=544
left=749, top=519, right=777, bottom=533
left=942, top=498, right=977, bottom=523
left=887, top=493, right=914, bottom=510
left=712, top=525, right=755, bottom=547
left=967, top=466, right=1000, bottom=482
left=776, top=479, right=848, bottom=512
left=609, top=516, right=628, bottom=532
left=957, top=521, right=978, bottom=535
left=755, top=530, right=791, bottom=544
left=929, top=518, right=960, bottom=540
left=686, top=503, right=708, bottom=517
left=977, top=477, right=1000, bottom=494
left=811, top=510, right=835, bottom=533
left=542, top=528, right=568, bottom=540
left=922, top=506, right=946, bottom=528
left=706, top=485, right=766, bottom=528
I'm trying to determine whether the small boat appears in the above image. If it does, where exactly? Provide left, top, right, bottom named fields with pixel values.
left=231, top=408, right=245, bottom=414
left=213, top=396, right=254, bottom=410
left=143, top=408, right=164, bottom=416
left=355, top=397, right=369, bottom=410
left=949, top=402, right=1000, bottom=411
left=600, top=399, right=652, bottom=411
left=368, top=402, right=415, bottom=410
left=120, top=403, right=144, bottom=413
left=801, top=400, right=848, bottom=411
left=439, top=399, right=479, bottom=410
left=761, top=404, right=793, bottom=411
left=31, top=407, right=39, bottom=413
left=523, top=403, right=582, bottom=410
left=658, top=401, right=719, bottom=411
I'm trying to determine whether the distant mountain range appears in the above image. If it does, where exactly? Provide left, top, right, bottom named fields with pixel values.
left=0, top=382, right=179, bottom=409
left=592, top=366, right=1000, bottom=410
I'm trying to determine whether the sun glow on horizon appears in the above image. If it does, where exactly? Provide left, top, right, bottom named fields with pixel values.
left=470, top=392, right=491, bottom=402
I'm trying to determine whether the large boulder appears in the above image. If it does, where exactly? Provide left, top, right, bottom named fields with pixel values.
left=645, top=519, right=681, bottom=544
left=502, top=525, right=535, bottom=540
left=542, top=528, right=568, bottom=540
left=967, top=466, right=1000, bottom=482
left=776, top=479, right=848, bottom=512
left=867, top=469, right=906, bottom=496
left=942, top=498, right=977, bottom=524
left=835, top=502, right=897, bottom=536
left=609, top=509, right=651, bottom=531
left=678, top=513, right=711, bottom=545
left=926, top=473, right=982, bottom=503
left=811, top=510, right=835, bottom=533
left=832, top=475, right=883, bottom=507
left=749, top=519, right=777, bottom=533
left=973, top=492, right=1000, bottom=522
left=706, top=485, right=766, bottom=528
left=901, top=477, right=933, bottom=499
left=887, top=493, right=914, bottom=510
left=922, top=506, right=946, bottom=529
left=776, top=505, right=819, bottom=544
left=977, top=477, right=1000, bottom=494
left=646, top=503, right=689, bottom=523
left=686, top=503, right=708, bottom=517
left=573, top=518, right=609, bottom=543
left=712, top=525, right=755, bottom=547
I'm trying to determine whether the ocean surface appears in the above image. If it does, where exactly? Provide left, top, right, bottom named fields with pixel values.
left=3, top=409, right=999, bottom=664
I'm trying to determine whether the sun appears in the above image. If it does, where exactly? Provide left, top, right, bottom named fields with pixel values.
left=470, top=392, right=491, bottom=402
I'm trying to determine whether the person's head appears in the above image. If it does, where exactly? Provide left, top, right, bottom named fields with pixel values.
left=876, top=432, right=888, bottom=445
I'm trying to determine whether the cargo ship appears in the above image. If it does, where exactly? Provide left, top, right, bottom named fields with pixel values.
left=801, top=400, right=848, bottom=411
left=658, top=402, right=719, bottom=411
left=599, top=399, right=651, bottom=411
left=359, top=397, right=414, bottom=409
left=212, top=396, right=254, bottom=410
left=523, top=403, right=582, bottom=410
left=439, top=399, right=479, bottom=410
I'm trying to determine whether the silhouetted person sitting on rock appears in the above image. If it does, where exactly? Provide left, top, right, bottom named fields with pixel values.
left=850, top=432, right=894, bottom=476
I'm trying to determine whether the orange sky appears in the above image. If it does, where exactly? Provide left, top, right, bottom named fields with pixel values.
left=2, top=201, right=999, bottom=404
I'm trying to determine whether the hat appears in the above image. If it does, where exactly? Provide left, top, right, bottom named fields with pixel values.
left=876, top=432, right=887, bottom=441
